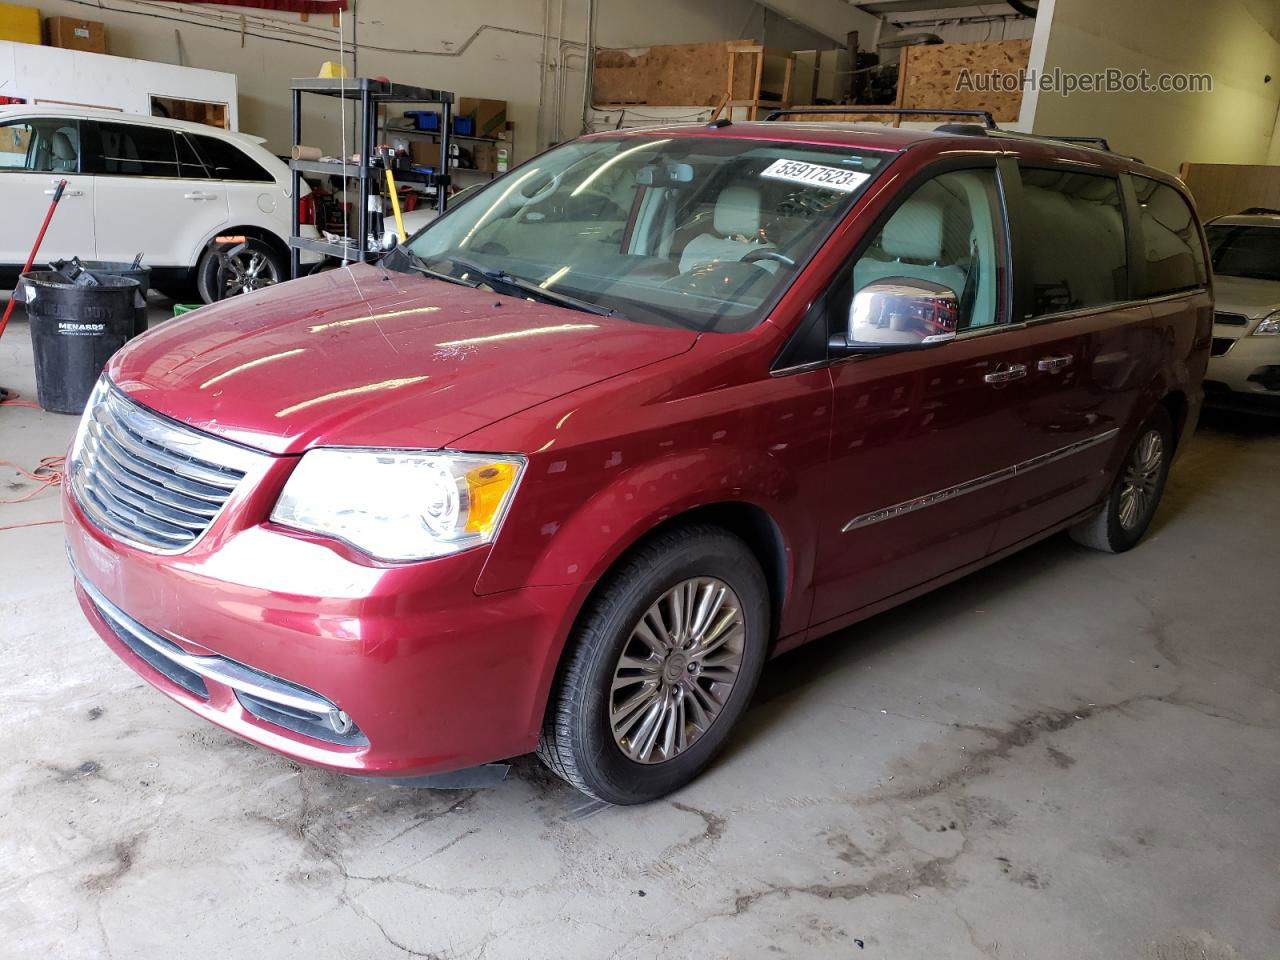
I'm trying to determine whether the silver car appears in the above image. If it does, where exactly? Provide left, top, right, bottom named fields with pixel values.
left=1204, top=213, right=1280, bottom=414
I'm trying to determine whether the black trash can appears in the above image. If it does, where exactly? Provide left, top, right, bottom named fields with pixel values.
left=20, top=270, right=144, bottom=414
left=51, top=258, right=151, bottom=337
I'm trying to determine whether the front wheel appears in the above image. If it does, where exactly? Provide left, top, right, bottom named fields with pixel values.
left=195, top=238, right=286, bottom=303
left=537, top=526, right=770, bottom=804
left=1070, top=406, right=1173, bottom=553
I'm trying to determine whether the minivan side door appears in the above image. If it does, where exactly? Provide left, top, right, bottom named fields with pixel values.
left=81, top=120, right=228, bottom=267
left=0, top=117, right=96, bottom=270
left=809, top=161, right=1032, bottom=627
left=988, top=164, right=1152, bottom=548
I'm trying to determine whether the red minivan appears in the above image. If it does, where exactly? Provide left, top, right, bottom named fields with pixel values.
left=63, top=117, right=1212, bottom=803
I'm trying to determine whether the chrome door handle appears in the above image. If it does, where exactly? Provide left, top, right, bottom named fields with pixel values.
left=184, top=191, right=217, bottom=200
left=984, top=363, right=1027, bottom=384
left=1037, top=355, right=1074, bottom=372
left=45, top=188, right=83, bottom=196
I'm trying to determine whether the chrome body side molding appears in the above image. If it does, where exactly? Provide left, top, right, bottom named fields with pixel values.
left=843, top=428, right=1120, bottom=532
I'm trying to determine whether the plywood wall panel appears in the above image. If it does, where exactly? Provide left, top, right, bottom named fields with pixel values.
left=898, top=40, right=1030, bottom=123
left=1179, top=163, right=1280, bottom=222
left=593, top=42, right=753, bottom=105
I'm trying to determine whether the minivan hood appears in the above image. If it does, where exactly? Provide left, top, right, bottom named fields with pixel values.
left=110, top=264, right=697, bottom=455
left=1212, top=275, right=1280, bottom=319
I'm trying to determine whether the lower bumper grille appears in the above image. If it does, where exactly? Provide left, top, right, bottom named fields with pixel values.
left=76, top=567, right=367, bottom=748
left=1210, top=337, right=1236, bottom=357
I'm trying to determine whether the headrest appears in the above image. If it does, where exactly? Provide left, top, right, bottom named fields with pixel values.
left=882, top=199, right=944, bottom=261
left=51, top=132, right=76, bottom=161
left=714, top=186, right=761, bottom=237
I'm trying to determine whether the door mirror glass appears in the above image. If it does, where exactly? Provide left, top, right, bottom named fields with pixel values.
left=835, top=277, right=959, bottom=351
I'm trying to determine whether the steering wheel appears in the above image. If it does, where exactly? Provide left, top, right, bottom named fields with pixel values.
left=742, top=248, right=796, bottom=268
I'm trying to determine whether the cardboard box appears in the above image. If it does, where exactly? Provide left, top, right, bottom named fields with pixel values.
left=409, top=140, right=439, bottom=167
left=469, top=141, right=497, bottom=173
left=46, top=16, right=107, bottom=54
left=457, top=98, right=507, bottom=139
left=0, top=3, right=41, bottom=45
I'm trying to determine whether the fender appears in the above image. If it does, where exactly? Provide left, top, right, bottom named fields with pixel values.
left=470, top=353, right=833, bottom=644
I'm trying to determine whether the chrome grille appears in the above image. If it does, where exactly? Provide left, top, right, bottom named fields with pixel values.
left=1214, top=312, right=1248, bottom=327
left=70, top=382, right=269, bottom=553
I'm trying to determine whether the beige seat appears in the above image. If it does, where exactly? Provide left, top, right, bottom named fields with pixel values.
left=679, top=186, right=775, bottom=273
left=48, top=131, right=77, bottom=173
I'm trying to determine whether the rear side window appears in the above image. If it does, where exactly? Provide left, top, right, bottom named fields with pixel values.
left=1018, top=168, right=1127, bottom=317
left=84, top=122, right=180, bottom=177
left=1134, top=177, right=1207, bottom=295
left=189, top=134, right=272, bottom=182
left=176, top=133, right=210, bottom=179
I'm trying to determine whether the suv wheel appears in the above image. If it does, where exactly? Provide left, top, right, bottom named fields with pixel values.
left=195, top=238, right=285, bottom=303
left=537, top=525, right=769, bottom=804
left=1070, top=406, right=1173, bottom=553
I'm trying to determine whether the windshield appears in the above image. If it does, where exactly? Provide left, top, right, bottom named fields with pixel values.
left=408, top=135, right=888, bottom=332
left=1206, top=224, right=1280, bottom=283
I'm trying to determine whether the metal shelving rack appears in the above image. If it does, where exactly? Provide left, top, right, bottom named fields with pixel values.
left=288, top=77, right=455, bottom=279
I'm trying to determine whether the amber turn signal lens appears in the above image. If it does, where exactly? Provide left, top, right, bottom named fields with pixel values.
left=463, top=462, right=518, bottom=535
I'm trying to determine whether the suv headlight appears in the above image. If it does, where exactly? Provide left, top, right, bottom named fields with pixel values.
left=1254, top=310, right=1280, bottom=336
left=271, top=449, right=525, bottom=562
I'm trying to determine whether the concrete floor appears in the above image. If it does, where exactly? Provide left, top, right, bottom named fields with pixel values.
left=2, top=301, right=1279, bottom=960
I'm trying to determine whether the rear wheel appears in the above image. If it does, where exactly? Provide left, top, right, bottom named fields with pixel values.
left=537, top=526, right=769, bottom=804
left=195, top=238, right=286, bottom=303
left=1070, top=406, right=1173, bottom=553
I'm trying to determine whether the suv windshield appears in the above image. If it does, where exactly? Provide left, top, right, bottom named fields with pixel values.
left=1206, top=223, right=1280, bottom=283
left=408, top=135, right=888, bottom=332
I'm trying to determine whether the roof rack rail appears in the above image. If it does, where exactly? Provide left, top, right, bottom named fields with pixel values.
left=764, top=106, right=997, bottom=129
left=1042, top=135, right=1113, bottom=151
left=1238, top=206, right=1280, bottom=216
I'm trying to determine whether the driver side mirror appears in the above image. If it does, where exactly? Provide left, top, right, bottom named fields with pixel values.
left=829, top=277, right=959, bottom=354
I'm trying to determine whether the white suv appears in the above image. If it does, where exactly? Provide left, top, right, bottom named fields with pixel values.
left=0, top=106, right=319, bottom=302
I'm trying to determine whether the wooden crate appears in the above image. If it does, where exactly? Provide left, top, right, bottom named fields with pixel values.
left=726, top=45, right=794, bottom=121
left=896, top=40, right=1031, bottom=123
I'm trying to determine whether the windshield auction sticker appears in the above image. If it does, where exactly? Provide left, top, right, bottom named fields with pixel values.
left=761, top=159, right=870, bottom=192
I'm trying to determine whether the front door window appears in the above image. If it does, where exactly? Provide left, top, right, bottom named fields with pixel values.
left=849, top=169, right=1005, bottom=333
left=0, top=119, right=80, bottom=173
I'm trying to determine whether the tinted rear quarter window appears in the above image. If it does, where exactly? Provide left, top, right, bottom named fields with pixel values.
left=1019, top=167, right=1127, bottom=317
left=84, top=122, right=180, bottom=177
left=1134, top=177, right=1206, bottom=295
left=190, top=134, right=272, bottom=182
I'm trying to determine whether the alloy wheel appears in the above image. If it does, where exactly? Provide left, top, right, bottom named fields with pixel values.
left=1118, top=429, right=1164, bottom=531
left=221, top=250, right=280, bottom=297
left=609, top=577, right=746, bottom=764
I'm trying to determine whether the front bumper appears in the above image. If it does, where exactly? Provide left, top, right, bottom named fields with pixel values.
left=64, top=487, right=584, bottom=778
left=1206, top=332, right=1280, bottom=402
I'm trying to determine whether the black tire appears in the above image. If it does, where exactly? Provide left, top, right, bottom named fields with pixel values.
left=1070, top=405, right=1173, bottom=553
left=537, top=525, right=770, bottom=804
left=195, top=237, right=286, bottom=304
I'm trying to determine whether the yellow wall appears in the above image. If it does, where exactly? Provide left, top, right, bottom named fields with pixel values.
left=1030, top=0, right=1280, bottom=173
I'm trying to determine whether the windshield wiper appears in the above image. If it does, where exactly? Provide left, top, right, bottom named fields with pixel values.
left=380, top=246, right=481, bottom=288
left=438, top=255, right=618, bottom=318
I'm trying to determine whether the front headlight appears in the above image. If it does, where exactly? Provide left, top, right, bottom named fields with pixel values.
left=271, top=449, right=525, bottom=562
left=1254, top=310, right=1280, bottom=336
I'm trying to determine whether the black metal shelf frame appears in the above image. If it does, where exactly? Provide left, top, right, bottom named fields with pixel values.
left=288, top=77, right=456, bottom=279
